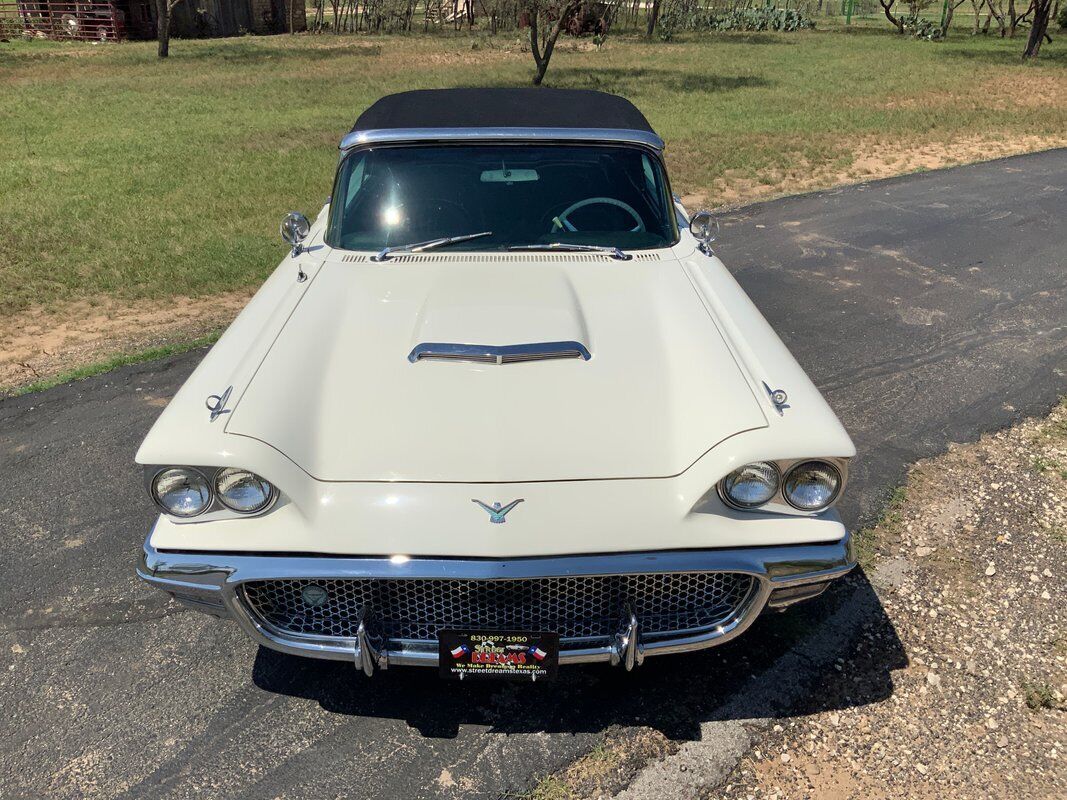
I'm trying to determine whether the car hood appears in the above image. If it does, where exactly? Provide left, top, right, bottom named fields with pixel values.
left=225, top=252, right=768, bottom=482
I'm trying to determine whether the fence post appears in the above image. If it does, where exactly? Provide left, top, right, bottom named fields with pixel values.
left=845, top=0, right=854, bottom=23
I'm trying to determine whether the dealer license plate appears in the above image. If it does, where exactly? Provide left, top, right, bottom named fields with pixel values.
left=438, top=630, right=559, bottom=681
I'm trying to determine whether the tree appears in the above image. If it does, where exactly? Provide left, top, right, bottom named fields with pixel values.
left=645, top=0, right=661, bottom=36
left=879, top=0, right=906, bottom=32
left=155, top=0, right=185, bottom=58
left=941, top=0, right=966, bottom=36
left=1022, top=0, right=1054, bottom=54
left=525, top=0, right=583, bottom=85
left=1007, top=0, right=1029, bottom=36
left=985, top=0, right=1008, bottom=35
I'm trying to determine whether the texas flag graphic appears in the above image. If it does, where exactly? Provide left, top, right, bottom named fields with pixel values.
left=450, top=644, right=470, bottom=660
left=527, top=646, right=548, bottom=661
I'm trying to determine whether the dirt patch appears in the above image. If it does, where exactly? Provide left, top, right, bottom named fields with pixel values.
left=680, top=134, right=1067, bottom=211
left=0, top=292, right=251, bottom=392
left=719, top=403, right=1067, bottom=800
left=863, top=73, right=1067, bottom=113
left=531, top=728, right=675, bottom=800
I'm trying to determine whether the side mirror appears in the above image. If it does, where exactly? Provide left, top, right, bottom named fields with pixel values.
left=689, top=211, right=719, bottom=255
left=281, top=211, right=311, bottom=256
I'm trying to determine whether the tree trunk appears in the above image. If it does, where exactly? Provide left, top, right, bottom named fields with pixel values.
left=1022, top=0, right=1053, bottom=55
left=879, top=0, right=905, bottom=31
left=155, top=0, right=170, bottom=57
left=645, top=0, right=660, bottom=36
left=970, top=0, right=982, bottom=32
left=988, top=0, right=1006, bottom=31
left=529, top=12, right=546, bottom=85
left=529, top=3, right=577, bottom=86
left=288, top=0, right=295, bottom=32
left=941, top=0, right=955, bottom=36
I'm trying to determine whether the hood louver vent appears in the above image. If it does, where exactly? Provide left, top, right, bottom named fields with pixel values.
left=409, top=341, right=591, bottom=364
left=341, top=252, right=661, bottom=264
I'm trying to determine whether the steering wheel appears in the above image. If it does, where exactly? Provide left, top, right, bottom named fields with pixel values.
left=551, top=197, right=646, bottom=234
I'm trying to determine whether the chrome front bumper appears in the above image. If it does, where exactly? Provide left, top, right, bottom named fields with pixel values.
left=137, top=533, right=855, bottom=673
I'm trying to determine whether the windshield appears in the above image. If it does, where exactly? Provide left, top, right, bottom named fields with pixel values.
left=326, top=143, right=678, bottom=252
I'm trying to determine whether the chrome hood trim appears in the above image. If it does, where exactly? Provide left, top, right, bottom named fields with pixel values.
left=408, top=341, right=591, bottom=364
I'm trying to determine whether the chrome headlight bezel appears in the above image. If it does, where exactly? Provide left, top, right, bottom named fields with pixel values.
left=214, top=467, right=277, bottom=514
left=146, top=465, right=279, bottom=520
left=719, top=461, right=781, bottom=510
left=717, top=457, right=847, bottom=515
left=782, top=460, right=843, bottom=512
left=150, top=467, right=212, bottom=518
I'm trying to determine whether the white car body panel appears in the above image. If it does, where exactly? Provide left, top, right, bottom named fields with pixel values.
left=226, top=250, right=768, bottom=483
left=136, top=206, right=855, bottom=558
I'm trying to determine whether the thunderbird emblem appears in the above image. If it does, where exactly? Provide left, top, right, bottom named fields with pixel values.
left=472, top=498, right=524, bottom=524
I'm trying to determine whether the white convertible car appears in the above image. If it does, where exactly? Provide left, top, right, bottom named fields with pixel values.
left=137, top=88, right=855, bottom=681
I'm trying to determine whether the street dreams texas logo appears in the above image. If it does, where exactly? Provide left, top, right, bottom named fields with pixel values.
left=450, top=640, right=548, bottom=665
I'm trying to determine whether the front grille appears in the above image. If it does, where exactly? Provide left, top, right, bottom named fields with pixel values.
left=240, top=572, right=755, bottom=645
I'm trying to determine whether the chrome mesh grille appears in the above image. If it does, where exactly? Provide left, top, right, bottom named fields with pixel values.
left=241, top=573, right=755, bottom=644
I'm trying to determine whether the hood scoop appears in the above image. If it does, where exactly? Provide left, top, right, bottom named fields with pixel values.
left=408, top=341, right=591, bottom=364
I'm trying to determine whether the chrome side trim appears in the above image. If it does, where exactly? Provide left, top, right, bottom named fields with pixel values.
left=407, top=341, right=592, bottom=364
left=339, top=127, right=665, bottom=152
left=137, top=532, right=855, bottom=668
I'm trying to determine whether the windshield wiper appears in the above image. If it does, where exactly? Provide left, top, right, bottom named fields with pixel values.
left=507, top=243, right=632, bottom=261
left=372, top=231, right=493, bottom=262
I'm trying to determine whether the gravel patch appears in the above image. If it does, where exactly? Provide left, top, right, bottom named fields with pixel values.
left=716, top=402, right=1067, bottom=800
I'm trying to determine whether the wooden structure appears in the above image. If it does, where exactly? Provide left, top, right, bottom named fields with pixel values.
left=0, top=0, right=304, bottom=39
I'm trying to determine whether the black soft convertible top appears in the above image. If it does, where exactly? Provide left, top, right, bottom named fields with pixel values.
left=352, top=88, right=657, bottom=134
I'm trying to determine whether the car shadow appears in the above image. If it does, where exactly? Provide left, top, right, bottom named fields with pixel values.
left=251, top=567, right=906, bottom=741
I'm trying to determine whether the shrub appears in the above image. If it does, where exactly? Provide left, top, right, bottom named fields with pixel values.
left=1058, top=0, right=1067, bottom=29
left=901, top=13, right=942, bottom=39
left=659, top=1, right=815, bottom=35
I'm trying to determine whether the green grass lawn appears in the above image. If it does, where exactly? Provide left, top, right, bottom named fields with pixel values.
left=1, top=27, right=1064, bottom=316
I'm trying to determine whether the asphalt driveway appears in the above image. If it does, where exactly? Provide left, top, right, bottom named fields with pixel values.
left=1, top=149, right=1064, bottom=799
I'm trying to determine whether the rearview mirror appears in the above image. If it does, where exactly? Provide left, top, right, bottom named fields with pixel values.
left=689, top=211, right=719, bottom=254
left=281, top=211, right=311, bottom=256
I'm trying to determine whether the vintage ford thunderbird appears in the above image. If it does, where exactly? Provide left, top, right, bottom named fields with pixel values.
left=136, top=88, right=855, bottom=680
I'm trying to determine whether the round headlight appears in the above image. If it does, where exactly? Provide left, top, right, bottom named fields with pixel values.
left=783, top=460, right=841, bottom=511
left=722, top=461, right=780, bottom=508
left=215, top=468, right=275, bottom=513
left=153, top=468, right=211, bottom=517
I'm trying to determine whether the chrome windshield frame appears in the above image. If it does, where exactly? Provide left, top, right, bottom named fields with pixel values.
left=326, top=134, right=679, bottom=254
left=338, top=127, right=665, bottom=153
